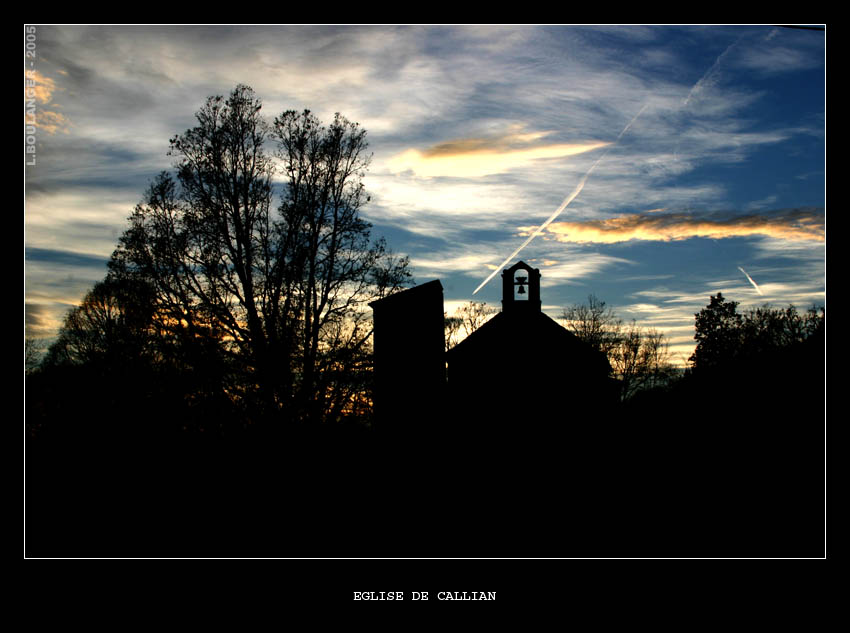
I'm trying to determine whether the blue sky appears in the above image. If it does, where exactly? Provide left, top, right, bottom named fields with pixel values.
left=24, top=25, right=825, bottom=364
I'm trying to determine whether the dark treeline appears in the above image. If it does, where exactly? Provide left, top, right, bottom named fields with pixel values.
left=28, top=85, right=410, bottom=446
left=27, top=85, right=411, bottom=558
left=25, top=86, right=825, bottom=558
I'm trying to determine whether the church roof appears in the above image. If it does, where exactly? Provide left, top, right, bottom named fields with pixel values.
left=447, top=261, right=611, bottom=378
left=446, top=308, right=610, bottom=376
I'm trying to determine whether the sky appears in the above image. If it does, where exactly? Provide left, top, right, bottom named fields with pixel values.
left=24, top=24, right=826, bottom=365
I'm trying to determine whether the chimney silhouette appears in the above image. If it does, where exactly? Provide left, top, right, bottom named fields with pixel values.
left=369, top=280, right=446, bottom=438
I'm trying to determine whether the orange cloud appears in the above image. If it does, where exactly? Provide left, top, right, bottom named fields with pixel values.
left=27, top=70, right=56, bottom=103
left=388, top=128, right=609, bottom=178
left=24, top=70, right=68, bottom=134
left=526, top=209, right=825, bottom=244
left=420, top=129, right=552, bottom=157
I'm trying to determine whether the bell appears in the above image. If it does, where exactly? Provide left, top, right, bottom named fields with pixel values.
left=517, top=284, right=526, bottom=294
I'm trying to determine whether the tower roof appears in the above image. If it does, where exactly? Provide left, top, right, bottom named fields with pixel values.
left=369, top=279, right=443, bottom=310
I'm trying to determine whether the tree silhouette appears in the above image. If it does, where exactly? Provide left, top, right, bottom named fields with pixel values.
left=561, top=294, right=622, bottom=358
left=24, top=338, right=43, bottom=374
left=563, top=294, right=676, bottom=401
left=688, top=292, right=744, bottom=370
left=689, top=293, right=823, bottom=371
left=444, top=313, right=463, bottom=352
left=609, top=321, right=676, bottom=401
left=106, top=85, right=410, bottom=424
left=444, top=300, right=497, bottom=350
left=42, top=275, right=156, bottom=371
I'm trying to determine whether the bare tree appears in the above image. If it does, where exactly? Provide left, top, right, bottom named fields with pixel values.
left=609, top=321, right=676, bottom=401
left=25, top=338, right=44, bottom=374
left=444, top=314, right=463, bottom=352
left=563, top=295, right=676, bottom=401
left=42, top=277, right=156, bottom=369
left=108, top=86, right=410, bottom=422
left=561, top=294, right=622, bottom=357
left=445, top=301, right=497, bottom=350
left=271, top=109, right=410, bottom=419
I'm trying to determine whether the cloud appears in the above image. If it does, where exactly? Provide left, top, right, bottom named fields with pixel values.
left=25, top=246, right=109, bottom=268
left=534, top=254, right=636, bottom=287
left=734, top=30, right=824, bottom=77
left=632, top=276, right=824, bottom=313
left=683, top=35, right=744, bottom=108
left=24, top=70, right=69, bottom=134
left=25, top=190, right=139, bottom=258
left=387, top=128, right=609, bottom=179
left=23, top=25, right=824, bottom=347
left=25, top=302, right=57, bottom=338
left=24, top=70, right=57, bottom=104
left=531, top=208, right=824, bottom=244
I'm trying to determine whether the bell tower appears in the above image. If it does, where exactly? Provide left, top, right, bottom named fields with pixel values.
left=501, top=261, right=541, bottom=313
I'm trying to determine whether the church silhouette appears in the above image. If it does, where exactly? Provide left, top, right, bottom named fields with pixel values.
left=369, top=261, right=616, bottom=443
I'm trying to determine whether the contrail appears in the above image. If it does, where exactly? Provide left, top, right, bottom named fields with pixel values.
left=472, top=104, right=648, bottom=295
left=682, top=34, right=744, bottom=107
left=674, top=33, right=747, bottom=165
left=738, top=266, right=763, bottom=295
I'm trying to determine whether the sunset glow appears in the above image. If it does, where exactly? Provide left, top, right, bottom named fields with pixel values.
left=25, top=25, right=825, bottom=367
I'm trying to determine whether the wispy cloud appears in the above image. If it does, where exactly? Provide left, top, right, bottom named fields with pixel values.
left=24, top=70, right=69, bottom=134
left=683, top=34, right=744, bottom=108
left=388, top=128, right=608, bottom=179
left=532, top=208, right=824, bottom=244
left=24, top=25, right=824, bottom=349
left=26, top=69, right=57, bottom=103
left=534, top=254, right=637, bottom=287
left=734, top=28, right=825, bottom=76
left=633, top=277, right=824, bottom=312
left=25, top=302, right=63, bottom=339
